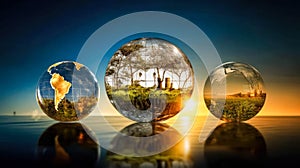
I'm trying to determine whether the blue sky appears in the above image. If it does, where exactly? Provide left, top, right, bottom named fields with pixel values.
left=0, top=0, right=299, bottom=115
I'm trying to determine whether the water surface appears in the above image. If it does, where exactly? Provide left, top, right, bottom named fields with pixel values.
left=0, top=116, right=299, bottom=167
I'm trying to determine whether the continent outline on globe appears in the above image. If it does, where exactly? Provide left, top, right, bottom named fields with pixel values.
left=37, top=61, right=99, bottom=121
left=47, top=62, right=84, bottom=111
left=49, top=73, right=72, bottom=111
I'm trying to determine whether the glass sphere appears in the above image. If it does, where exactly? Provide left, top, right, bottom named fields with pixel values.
left=105, top=38, right=194, bottom=122
left=37, top=123, right=99, bottom=167
left=36, top=61, right=99, bottom=121
left=204, top=62, right=266, bottom=122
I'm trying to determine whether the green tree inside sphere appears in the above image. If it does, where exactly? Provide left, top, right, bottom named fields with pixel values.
left=105, top=38, right=194, bottom=122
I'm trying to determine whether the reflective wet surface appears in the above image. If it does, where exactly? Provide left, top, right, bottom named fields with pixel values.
left=0, top=116, right=300, bottom=167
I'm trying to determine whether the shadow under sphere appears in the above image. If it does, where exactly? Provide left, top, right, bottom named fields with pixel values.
left=204, top=122, right=267, bottom=168
left=106, top=122, right=193, bottom=167
left=36, top=122, right=99, bottom=168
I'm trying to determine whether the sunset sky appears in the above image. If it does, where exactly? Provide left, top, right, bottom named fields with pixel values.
left=0, top=0, right=299, bottom=116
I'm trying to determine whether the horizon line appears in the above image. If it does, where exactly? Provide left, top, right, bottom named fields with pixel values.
left=1, top=114, right=300, bottom=117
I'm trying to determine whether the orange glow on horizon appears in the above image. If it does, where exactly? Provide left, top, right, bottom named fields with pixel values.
left=52, top=81, right=299, bottom=117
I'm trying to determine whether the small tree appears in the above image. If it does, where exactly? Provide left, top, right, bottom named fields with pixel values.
left=106, top=44, right=145, bottom=88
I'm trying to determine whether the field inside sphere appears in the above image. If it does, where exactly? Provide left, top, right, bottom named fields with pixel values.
left=204, top=62, right=266, bottom=122
left=105, top=38, right=194, bottom=122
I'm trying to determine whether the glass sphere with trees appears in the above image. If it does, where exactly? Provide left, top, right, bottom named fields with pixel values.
left=105, top=38, right=194, bottom=122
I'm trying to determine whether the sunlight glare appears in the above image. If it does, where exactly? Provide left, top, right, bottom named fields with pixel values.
left=31, top=109, right=44, bottom=121
left=184, top=99, right=196, bottom=110
left=184, top=138, right=190, bottom=157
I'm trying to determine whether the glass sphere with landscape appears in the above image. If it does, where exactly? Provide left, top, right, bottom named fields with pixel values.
left=204, top=62, right=266, bottom=122
left=105, top=38, right=194, bottom=122
left=36, top=61, right=99, bottom=121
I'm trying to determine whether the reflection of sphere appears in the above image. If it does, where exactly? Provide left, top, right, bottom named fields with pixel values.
left=36, top=61, right=99, bottom=121
left=105, top=38, right=194, bottom=122
left=204, top=62, right=266, bottom=122
left=110, top=122, right=181, bottom=156
left=204, top=123, right=266, bottom=167
left=106, top=122, right=192, bottom=167
left=37, top=123, right=99, bottom=167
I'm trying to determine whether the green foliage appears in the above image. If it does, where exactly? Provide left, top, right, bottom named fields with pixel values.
left=205, top=96, right=265, bottom=122
left=119, top=44, right=144, bottom=56
left=39, top=96, right=97, bottom=121
left=107, top=85, right=189, bottom=115
left=108, top=85, right=186, bottom=111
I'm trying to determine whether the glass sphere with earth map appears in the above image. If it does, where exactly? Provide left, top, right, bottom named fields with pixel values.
left=36, top=61, right=99, bottom=121
left=204, top=62, right=266, bottom=122
left=105, top=38, right=194, bottom=122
